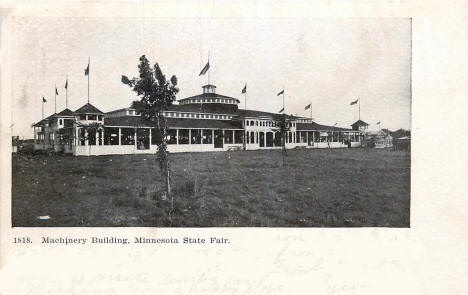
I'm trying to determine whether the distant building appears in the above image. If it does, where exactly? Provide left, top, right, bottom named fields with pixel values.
left=12, top=136, right=19, bottom=153
left=366, top=130, right=393, bottom=148
left=33, top=84, right=365, bottom=156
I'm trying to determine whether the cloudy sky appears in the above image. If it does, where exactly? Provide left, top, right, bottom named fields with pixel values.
left=11, top=17, right=410, bottom=138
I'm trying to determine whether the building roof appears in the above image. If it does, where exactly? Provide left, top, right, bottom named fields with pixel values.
left=56, top=108, right=75, bottom=116
left=296, top=122, right=353, bottom=131
left=74, top=103, right=104, bottom=114
left=104, top=116, right=243, bottom=129
left=178, top=92, right=240, bottom=104
left=351, top=120, right=369, bottom=127
left=167, top=103, right=239, bottom=114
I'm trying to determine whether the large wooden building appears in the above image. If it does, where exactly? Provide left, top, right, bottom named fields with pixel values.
left=33, top=84, right=365, bottom=156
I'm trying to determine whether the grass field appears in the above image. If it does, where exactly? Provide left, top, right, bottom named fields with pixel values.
left=12, top=148, right=410, bottom=227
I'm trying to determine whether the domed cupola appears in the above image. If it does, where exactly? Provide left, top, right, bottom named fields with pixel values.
left=177, top=84, right=240, bottom=114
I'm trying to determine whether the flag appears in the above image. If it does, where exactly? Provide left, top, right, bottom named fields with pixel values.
left=199, top=61, right=210, bottom=76
left=241, top=84, right=247, bottom=94
left=84, top=62, right=89, bottom=76
left=42, top=96, right=47, bottom=102
left=278, top=108, right=284, bottom=113
left=55, top=87, right=58, bottom=95
left=304, top=103, right=311, bottom=110
left=376, top=121, right=381, bottom=124
left=350, top=99, right=358, bottom=105
left=65, top=78, right=68, bottom=89
left=277, top=89, right=284, bottom=96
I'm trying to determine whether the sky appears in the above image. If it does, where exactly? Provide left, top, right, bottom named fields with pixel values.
left=11, top=17, right=411, bottom=138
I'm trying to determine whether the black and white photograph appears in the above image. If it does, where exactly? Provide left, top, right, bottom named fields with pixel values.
left=10, top=17, right=411, bottom=227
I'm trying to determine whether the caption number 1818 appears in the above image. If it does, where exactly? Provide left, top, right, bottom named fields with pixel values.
left=13, top=237, right=32, bottom=244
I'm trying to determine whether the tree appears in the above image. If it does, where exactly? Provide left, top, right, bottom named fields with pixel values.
left=274, top=114, right=291, bottom=166
left=121, top=55, right=179, bottom=196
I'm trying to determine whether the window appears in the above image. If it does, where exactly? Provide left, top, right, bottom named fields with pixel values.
left=178, top=129, right=189, bottom=144
left=59, top=119, right=63, bottom=125
left=224, top=130, right=233, bottom=144
left=196, top=114, right=200, bottom=118
left=98, top=115, right=103, bottom=121
left=88, top=114, right=97, bottom=120
left=191, top=129, right=201, bottom=144
left=250, top=132, right=255, bottom=144
left=234, top=130, right=244, bottom=144
left=201, top=114, right=205, bottom=118
left=167, top=129, right=177, bottom=144
left=79, top=128, right=85, bottom=145
left=104, top=127, right=119, bottom=145
left=202, top=129, right=212, bottom=144
left=256, top=121, right=258, bottom=126
left=120, top=128, right=135, bottom=145
left=79, top=115, right=86, bottom=120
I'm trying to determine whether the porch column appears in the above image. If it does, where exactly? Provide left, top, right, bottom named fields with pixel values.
left=96, top=129, right=99, bottom=146
left=134, top=128, right=137, bottom=149
left=176, top=129, right=179, bottom=144
left=84, top=129, right=88, bottom=146
left=212, top=130, right=214, bottom=145
left=189, top=129, right=192, bottom=144
left=118, top=128, right=121, bottom=145
left=232, top=130, right=235, bottom=144
left=149, top=128, right=152, bottom=146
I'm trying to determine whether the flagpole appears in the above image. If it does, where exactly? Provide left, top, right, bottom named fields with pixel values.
left=310, top=101, right=312, bottom=121
left=88, top=57, right=90, bottom=104
left=42, top=98, right=44, bottom=119
left=207, top=51, right=210, bottom=85
left=245, top=83, right=247, bottom=111
left=358, top=98, right=360, bottom=120
left=282, top=87, right=285, bottom=113
left=54, top=84, right=57, bottom=114
left=66, top=75, right=68, bottom=108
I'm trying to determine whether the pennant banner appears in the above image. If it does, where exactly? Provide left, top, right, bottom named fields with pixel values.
left=42, top=96, right=47, bottom=102
left=242, top=84, right=247, bottom=94
left=55, top=87, right=58, bottom=95
left=277, top=90, right=284, bottom=96
left=278, top=108, right=284, bottom=113
left=304, top=103, right=311, bottom=110
left=65, top=79, right=68, bottom=89
left=350, top=99, right=358, bottom=105
left=199, top=61, right=210, bottom=76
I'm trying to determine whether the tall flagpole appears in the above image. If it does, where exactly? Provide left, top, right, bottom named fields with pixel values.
left=54, top=84, right=57, bottom=114
left=42, top=97, right=44, bottom=119
left=66, top=75, right=68, bottom=108
left=282, top=87, right=285, bottom=113
left=310, top=101, right=313, bottom=120
left=88, top=57, right=90, bottom=104
left=207, top=51, right=210, bottom=85
left=358, top=98, right=360, bottom=120
left=244, top=83, right=247, bottom=111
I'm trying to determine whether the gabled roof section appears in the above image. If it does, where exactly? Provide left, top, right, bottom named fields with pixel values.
left=75, top=103, right=104, bottom=114
left=56, top=108, right=75, bottom=116
left=351, top=120, right=369, bottom=127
